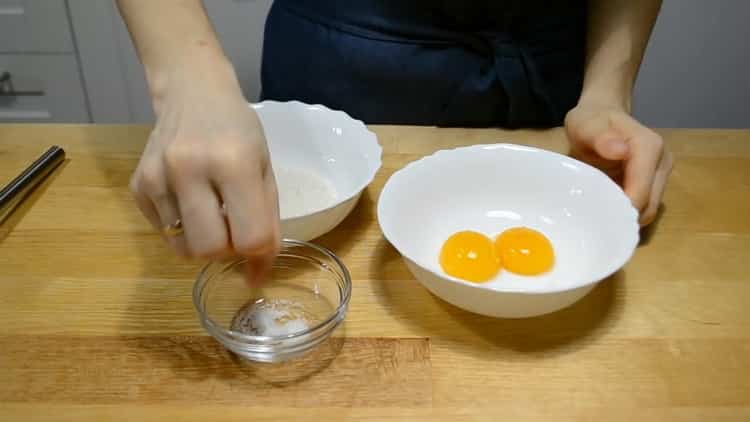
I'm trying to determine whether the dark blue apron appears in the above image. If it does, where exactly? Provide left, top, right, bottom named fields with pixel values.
left=260, top=0, right=587, bottom=127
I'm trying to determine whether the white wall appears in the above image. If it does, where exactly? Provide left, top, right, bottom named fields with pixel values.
left=633, top=0, right=750, bottom=128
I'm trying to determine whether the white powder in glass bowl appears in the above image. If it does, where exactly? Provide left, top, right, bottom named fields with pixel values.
left=231, top=298, right=311, bottom=337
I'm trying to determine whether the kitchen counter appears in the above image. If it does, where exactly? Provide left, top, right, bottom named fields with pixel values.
left=1, top=124, right=748, bottom=421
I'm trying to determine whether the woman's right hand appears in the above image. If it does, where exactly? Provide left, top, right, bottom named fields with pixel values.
left=130, top=63, right=280, bottom=281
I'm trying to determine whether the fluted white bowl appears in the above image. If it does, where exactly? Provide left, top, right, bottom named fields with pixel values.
left=378, top=143, right=639, bottom=318
left=253, top=101, right=382, bottom=241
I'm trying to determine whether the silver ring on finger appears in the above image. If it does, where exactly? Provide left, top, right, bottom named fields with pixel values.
left=162, top=218, right=184, bottom=237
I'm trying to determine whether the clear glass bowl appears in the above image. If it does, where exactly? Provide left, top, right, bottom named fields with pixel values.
left=193, top=239, right=351, bottom=363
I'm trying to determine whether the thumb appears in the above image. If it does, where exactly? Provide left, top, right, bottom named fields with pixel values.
left=592, top=130, right=629, bottom=161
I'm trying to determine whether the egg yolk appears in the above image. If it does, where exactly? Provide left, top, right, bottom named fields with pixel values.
left=439, top=231, right=500, bottom=282
left=494, top=227, right=554, bottom=275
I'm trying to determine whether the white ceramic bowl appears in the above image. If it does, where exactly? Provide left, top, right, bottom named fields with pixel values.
left=253, top=101, right=382, bottom=241
left=377, top=144, right=639, bottom=318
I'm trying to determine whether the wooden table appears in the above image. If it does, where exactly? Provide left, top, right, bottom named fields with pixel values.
left=0, top=125, right=748, bottom=421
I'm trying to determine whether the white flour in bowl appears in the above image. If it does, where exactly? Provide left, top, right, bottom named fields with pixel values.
left=274, top=166, right=338, bottom=219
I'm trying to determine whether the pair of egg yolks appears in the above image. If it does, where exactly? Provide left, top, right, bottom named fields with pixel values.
left=439, top=228, right=554, bottom=282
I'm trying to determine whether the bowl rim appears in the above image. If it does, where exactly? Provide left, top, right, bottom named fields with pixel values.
left=192, top=238, right=352, bottom=343
left=251, top=100, right=383, bottom=220
left=377, top=142, right=640, bottom=295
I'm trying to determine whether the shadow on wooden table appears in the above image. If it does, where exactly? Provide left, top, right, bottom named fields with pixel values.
left=122, top=268, right=347, bottom=385
left=120, top=193, right=371, bottom=386
left=124, top=256, right=351, bottom=386
left=639, top=204, right=666, bottom=247
left=128, top=325, right=346, bottom=386
left=370, top=237, right=624, bottom=357
left=314, top=189, right=377, bottom=257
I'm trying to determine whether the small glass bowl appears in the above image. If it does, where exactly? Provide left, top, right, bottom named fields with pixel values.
left=193, top=239, right=351, bottom=363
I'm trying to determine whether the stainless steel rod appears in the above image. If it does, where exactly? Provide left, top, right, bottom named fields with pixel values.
left=0, top=146, right=66, bottom=224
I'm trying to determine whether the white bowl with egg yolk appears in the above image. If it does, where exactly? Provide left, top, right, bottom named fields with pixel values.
left=377, top=144, right=639, bottom=318
left=253, top=101, right=382, bottom=241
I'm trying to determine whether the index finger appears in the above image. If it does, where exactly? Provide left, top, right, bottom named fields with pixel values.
left=215, top=165, right=280, bottom=284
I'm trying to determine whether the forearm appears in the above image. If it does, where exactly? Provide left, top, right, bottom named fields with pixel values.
left=579, top=0, right=662, bottom=112
left=116, top=0, right=241, bottom=110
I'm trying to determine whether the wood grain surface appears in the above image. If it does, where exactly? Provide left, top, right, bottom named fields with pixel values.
left=0, top=124, right=749, bottom=421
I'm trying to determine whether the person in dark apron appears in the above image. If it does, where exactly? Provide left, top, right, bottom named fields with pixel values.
left=262, top=0, right=586, bottom=128
left=118, top=0, right=672, bottom=275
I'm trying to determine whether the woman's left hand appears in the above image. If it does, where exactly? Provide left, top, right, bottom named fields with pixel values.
left=564, top=104, right=673, bottom=226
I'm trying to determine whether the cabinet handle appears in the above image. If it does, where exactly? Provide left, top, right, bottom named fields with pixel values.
left=0, top=71, right=44, bottom=97
left=0, top=5, right=25, bottom=16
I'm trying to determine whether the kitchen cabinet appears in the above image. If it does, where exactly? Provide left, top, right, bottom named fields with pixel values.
left=0, top=0, right=88, bottom=122
left=0, top=55, right=88, bottom=122
left=0, top=0, right=73, bottom=52
left=0, top=0, right=272, bottom=124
